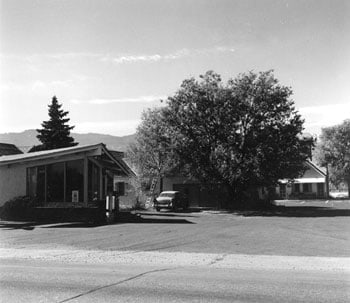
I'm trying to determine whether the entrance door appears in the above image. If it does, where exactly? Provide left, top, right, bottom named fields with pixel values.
left=317, top=183, right=324, bottom=198
left=279, top=184, right=286, bottom=199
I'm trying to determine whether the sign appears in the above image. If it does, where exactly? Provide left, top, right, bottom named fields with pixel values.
left=72, top=190, right=79, bottom=203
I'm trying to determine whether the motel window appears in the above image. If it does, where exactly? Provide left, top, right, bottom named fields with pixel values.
left=88, top=161, right=100, bottom=201
left=37, top=166, right=46, bottom=202
left=27, top=167, right=37, bottom=197
left=293, top=183, right=300, bottom=193
left=46, top=162, right=65, bottom=202
left=66, top=160, right=84, bottom=202
left=302, top=183, right=312, bottom=193
left=27, top=161, right=83, bottom=203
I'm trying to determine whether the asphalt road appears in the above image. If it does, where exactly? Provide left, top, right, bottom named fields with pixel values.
left=1, top=259, right=349, bottom=303
left=1, top=200, right=349, bottom=302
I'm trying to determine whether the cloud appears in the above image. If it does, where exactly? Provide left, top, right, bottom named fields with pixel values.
left=30, top=80, right=71, bottom=93
left=70, top=95, right=166, bottom=105
left=103, top=46, right=235, bottom=65
left=1, top=46, right=236, bottom=66
left=0, top=77, right=86, bottom=94
left=112, top=54, right=162, bottom=64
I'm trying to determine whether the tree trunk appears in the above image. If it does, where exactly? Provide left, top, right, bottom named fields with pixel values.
left=226, top=184, right=242, bottom=210
left=159, top=176, right=163, bottom=193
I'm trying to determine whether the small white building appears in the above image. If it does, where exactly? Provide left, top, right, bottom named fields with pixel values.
left=0, top=143, right=136, bottom=208
left=276, top=161, right=328, bottom=199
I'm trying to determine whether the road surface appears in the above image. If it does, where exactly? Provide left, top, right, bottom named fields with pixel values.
left=1, top=250, right=349, bottom=303
left=1, top=203, right=349, bottom=302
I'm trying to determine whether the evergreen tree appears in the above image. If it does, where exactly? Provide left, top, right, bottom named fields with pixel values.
left=31, top=96, right=78, bottom=151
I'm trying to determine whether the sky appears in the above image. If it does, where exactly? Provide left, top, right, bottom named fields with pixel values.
left=0, top=0, right=349, bottom=136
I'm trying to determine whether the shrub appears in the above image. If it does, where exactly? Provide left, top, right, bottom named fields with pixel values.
left=0, top=196, right=37, bottom=220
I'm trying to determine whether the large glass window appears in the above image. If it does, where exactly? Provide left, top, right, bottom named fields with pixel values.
left=66, top=160, right=84, bottom=202
left=88, top=161, right=100, bottom=201
left=47, top=162, right=65, bottom=202
left=293, top=183, right=300, bottom=193
left=26, top=157, right=117, bottom=204
left=302, top=183, right=312, bottom=193
left=27, top=167, right=37, bottom=197
left=37, top=166, right=46, bottom=202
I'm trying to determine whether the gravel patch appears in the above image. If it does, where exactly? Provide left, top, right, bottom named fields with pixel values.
left=0, top=247, right=349, bottom=272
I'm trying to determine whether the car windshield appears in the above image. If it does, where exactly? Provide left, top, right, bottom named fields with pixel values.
left=159, top=193, right=175, bottom=198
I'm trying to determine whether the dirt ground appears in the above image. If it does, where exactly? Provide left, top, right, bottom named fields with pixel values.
left=0, top=200, right=349, bottom=257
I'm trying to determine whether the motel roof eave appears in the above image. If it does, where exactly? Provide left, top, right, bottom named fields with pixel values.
left=279, top=177, right=326, bottom=184
left=0, top=143, right=106, bottom=166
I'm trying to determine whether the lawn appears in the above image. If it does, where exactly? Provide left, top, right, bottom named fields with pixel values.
left=0, top=200, right=349, bottom=257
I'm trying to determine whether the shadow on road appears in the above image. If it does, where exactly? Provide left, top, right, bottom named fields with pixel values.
left=0, top=212, right=195, bottom=229
left=233, top=206, right=350, bottom=218
left=136, top=211, right=198, bottom=218
left=0, top=222, right=39, bottom=230
left=0, top=221, right=102, bottom=230
left=42, top=217, right=195, bottom=228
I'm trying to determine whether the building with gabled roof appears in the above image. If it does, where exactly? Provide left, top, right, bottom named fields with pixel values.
left=0, top=143, right=23, bottom=156
left=0, top=143, right=136, bottom=207
left=276, top=160, right=328, bottom=199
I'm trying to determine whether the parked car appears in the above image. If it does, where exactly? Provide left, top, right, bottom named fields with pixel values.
left=154, top=191, right=188, bottom=211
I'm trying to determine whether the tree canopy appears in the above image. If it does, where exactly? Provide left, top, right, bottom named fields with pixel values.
left=316, top=119, right=350, bottom=195
left=29, top=96, right=77, bottom=152
left=129, top=71, right=311, bottom=206
left=127, top=107, right=178, bottom=191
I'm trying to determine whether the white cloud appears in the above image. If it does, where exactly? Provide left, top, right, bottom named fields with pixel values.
left=113, top=54, right=162, bottom=64
left=104, top=45, right=236, bottom=65
left=31, top=80, right=71, bottom=93
left=70, top=95, right=166, bottom=105
left=1, top=46, right=236, bottom=66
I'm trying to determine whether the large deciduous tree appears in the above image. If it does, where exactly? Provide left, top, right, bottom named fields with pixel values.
left=163, top=71, right=310, bottom=206
left=29, top=96, right=77, bottom=152
left=127, top=107, right=177, bottom=192
left=317, top=120, right=350, bottom=196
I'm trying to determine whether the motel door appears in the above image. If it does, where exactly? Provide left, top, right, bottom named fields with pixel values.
left=279, top=184, right=286, bottom=199
left=317, top=183, right=324, bottom=198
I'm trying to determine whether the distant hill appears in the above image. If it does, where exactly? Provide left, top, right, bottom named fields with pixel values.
left=0, top=129, right=136, bottom=153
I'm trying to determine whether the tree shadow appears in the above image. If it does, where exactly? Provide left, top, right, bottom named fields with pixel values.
left=0, top=221, right=50, bottom=230
left=43, top=217, right=195, bottom=227
left=116, top=213, right=195, bottom=224
left=233, top=206, right=350, bottom=217
left=0, top=212, right=195, bottom=229
left=136, top=211, right=199, bottom=218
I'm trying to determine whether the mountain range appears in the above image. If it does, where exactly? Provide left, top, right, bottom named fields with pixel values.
left=0, top=129, right=136, bottom=153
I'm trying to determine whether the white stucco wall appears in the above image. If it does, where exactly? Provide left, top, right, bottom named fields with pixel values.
left=0, top=164, right=27, bottom=207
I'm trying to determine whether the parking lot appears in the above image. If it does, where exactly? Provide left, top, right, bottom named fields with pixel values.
left=0, top=199, right=349, bottom=257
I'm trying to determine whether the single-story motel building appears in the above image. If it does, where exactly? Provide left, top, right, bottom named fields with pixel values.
left=158, top=160, right=328, bottom=207
left=0, top=143, right=136, bottom=212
